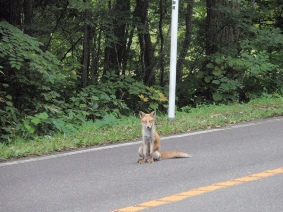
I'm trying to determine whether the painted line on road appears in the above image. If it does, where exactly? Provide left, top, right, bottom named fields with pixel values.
left=1, top=117, right=282, bottom=167
left=112, top=167, right=283, bottom=212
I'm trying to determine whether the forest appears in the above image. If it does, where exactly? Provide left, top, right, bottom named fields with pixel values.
left=1, top=0, right=283, bottom=143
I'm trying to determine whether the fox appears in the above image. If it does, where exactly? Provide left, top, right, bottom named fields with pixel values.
left=137, top=111, right=191, bottom=164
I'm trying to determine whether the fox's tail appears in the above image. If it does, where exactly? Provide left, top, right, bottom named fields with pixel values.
left=160, top=151, right=191, bottom=160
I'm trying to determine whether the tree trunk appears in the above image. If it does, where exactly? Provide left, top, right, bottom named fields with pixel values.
left=176, top=0, right=194, bottom=83
left=134, top=0, right=155, bottom=86
left=90, top=26, right=101, bottom=84
left=104, top=0, right=130, bottom=77
left=158, top=0, right=165, bottom=86
left=0, top=0, right=21, bottom=26
left=43, top=2, right=68, bottom=52
left=274, top=0, right=283, bottom=30
left=205, top=0, right=240, bottom=56
left=81, top=6, right=91, bottom=87
left=23, top=0, right=33, bottom=35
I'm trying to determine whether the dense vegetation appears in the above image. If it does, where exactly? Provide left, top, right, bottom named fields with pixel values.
left=1, top=0, right=283, bottom=143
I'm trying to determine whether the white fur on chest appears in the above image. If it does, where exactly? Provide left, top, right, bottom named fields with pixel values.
left=142, top=127, right=155, bottom=143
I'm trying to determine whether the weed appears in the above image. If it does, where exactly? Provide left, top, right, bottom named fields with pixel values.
left=1, top=95, right=283, bottom=161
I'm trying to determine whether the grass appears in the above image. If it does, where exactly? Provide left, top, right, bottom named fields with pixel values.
left=1, top=95, right=283, bottom=161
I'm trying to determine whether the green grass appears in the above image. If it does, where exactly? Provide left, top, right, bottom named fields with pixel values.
left=1, top=95, right=283, bottom=161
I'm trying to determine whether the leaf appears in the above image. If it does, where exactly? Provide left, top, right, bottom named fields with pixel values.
left=138, top=94, right=149, bottom=102
left=213, top=93, right=223, bottom=102
left=15, top=64, right=21, bottom=70
left=53, top=119, right=65, bottom=131
left=6, top=95, right=12, bottom=100
left=206, top=63, right=214, bottom=69
left=92, top=96, right=99, bottom=101
left=80, top=104, right=87, bottom=108
left=159, top=95, right=168, bottom=102
left=149, top=103, right=158, bottom=110
left=38, top=112, right=49, bottom=120
left=204, top=76, right=213, bottom=83
left=110, top=94, right=116, bottom=99
left=68, top=111, right=75, bottom=118
left=212, top=67, right=223, bottom=76
left=101, top=93, right=111, bottom=101
left=212, top=80, right=221, bottom=85
left=6, top=101, right=13, bottom=106
left=31, top=117, right=41, bottom=125
left=24, top=121, right=35, bottom=133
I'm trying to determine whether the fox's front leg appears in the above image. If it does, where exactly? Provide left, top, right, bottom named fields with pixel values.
left=148, top=141, right=154, bottom=163
left=137, top=144, right=146, bottom=164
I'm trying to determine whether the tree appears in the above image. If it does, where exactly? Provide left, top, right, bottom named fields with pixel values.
left=176, top=0, right=194, bottom=83
left=134, top=0, right=155, bottom=86
left=0, top=0, right=21, bottom=26
left=23, top=0, right=33, bottom=35
left=103, top=0, right=130, bottom=77
left=81, top=1, right=91, bottom=87
left=205, top=0, right=240, bottom=56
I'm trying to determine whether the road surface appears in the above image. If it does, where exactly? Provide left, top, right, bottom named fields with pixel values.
left=1, top=117, right=283, bottom=212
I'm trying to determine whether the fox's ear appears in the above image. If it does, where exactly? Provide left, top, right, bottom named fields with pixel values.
left=150, top=111, right=156, bottom=117
left=139, top=111, right=145, bottom=118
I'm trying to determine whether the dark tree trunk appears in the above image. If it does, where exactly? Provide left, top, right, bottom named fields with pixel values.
left=23, top=0, right=33, bottom=35
left=104, top=0, right=130, bottom=77
left=158, top=0, right=165, bottom=86
left=274, top=0, right=283, bottom=30
left=90, top=26, right=101, bottom=85
left=81, top=7, right=91, bottom=87
left=43, top=2, right=68, bottom=52
left=135, top=0, right=155, bottom=86
left=0, top=0, right=21, bottom=26
left=206, top=0, right=240, bottom=56
left=176, top=0, right=194, bottom=83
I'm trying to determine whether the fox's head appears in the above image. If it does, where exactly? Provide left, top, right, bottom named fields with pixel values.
left=139, top=111, right=156, bottom=129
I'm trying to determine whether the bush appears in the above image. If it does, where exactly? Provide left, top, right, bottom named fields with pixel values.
left=0, top=21, right=66, bottom=141
left=201, top=27, right=283, bottom=103
left=0, top=22, right=168, bottom=142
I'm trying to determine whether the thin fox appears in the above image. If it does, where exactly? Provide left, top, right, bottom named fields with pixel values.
left=137, top=111, right=191, bottom=164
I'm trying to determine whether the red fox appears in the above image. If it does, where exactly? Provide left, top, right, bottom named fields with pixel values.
left=137, top=111, right=191, bottom=164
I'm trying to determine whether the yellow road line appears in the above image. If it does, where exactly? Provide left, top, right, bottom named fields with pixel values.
left=112, top=167, right=283, bottom=212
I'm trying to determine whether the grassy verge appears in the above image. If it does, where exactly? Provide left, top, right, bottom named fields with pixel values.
left=1, top=95, right=283, bottom=161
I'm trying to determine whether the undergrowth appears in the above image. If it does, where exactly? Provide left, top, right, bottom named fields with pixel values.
left=1, top=95, right=283, bottom=161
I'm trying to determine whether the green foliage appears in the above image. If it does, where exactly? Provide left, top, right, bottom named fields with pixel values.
left=2, top=95, right=283, bottom=160
left=67, top=84, right=129, bottom=120
left=0, top=21, right=64, bottom=141
left=0, top=23, right=168, bottom=144
left=96, top=72, right=168, bottom=113
left=2, top=0, right=283, bottom=147
left=0, top=85, right=19, bottom=141
left=0, top=21, right=60, bottom=77
left=240, top=27, right=283, bottom=98
left=127, top=82, right=168, bottom=112
left=201, top=26, right=283, bottom=103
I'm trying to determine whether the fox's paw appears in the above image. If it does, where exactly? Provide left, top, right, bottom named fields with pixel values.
left=148, top=158, right=154, bottom=163
left=137, top=159, right=145, bottom=164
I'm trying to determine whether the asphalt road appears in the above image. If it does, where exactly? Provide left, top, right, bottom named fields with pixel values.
left=0, top=117, right=283, bottom=212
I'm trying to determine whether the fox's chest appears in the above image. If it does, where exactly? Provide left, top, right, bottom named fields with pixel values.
left=143, top=130, right=155, bottom=142
left=143, top=135, right=154, bottom=144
